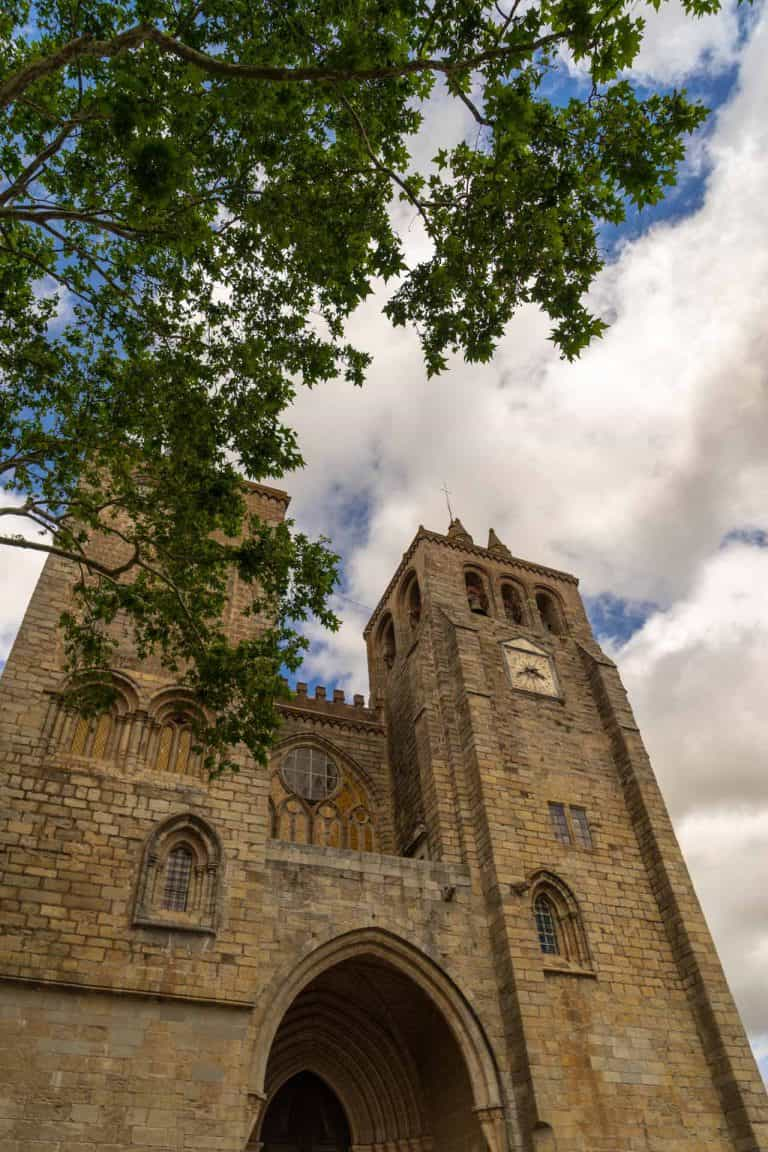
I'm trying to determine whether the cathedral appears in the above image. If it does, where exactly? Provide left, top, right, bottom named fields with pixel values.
left=0, top=481, right=765, bottom=1152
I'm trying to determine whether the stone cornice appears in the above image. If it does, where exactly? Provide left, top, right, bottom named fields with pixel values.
left=276, top=701, right=384, bottom=734
left=364, top=527, right=578, bottom=638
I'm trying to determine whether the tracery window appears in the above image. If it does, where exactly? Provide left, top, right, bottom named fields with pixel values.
left=465, top=569, right=489, bottom=615
left=52, top=672, right=138, bottom=764
left=133, top=814, right=222, bottom=933
left=530, top=873, right=592, bottom=970
left=271, top=743, right=378, bottom=854
left=501, top=581, right=526, bottom=626
left=153, top=712, right=200, bottom=777
left=282, top=746, right=339, bottom=802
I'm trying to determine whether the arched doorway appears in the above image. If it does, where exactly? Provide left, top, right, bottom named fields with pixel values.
left=250, top=939, right=503, bottom=1152
left=261, top=1071, right=350, bottom=1152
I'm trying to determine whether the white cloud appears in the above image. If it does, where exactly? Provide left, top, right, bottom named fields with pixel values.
left=630, top=0, right=742, bottom=83
left=0, top=504, right=47, bottom=666
left=614, top=544, right=768, bottom=1048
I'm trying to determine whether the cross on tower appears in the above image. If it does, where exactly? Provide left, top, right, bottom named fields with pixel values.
left=441, top=482, right=454, bottom=522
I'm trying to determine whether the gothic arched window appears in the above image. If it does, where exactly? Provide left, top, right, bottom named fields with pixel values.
left=69, top=710, right=114, bottom=758
left=54, top=671, right=138, bottom=764
left=379, top=614, right=396, bottom=670
left=134, top=814, right=222, bottom=933
left=530, top=873, right=592, bottom=970
left=271, top=743, right=378, bottom=854
left=534, top=894, right=559, bottom=954
left=402, top=571, right=422, bottom=630
left=465, top=569, right=489, bottom=615
left=153, top=711, right=200, bottom=777
left=501, top=581, right=526, bottom=626
left=536, top=589, right=565, bottom=635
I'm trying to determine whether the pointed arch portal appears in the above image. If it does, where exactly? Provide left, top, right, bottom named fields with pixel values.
left=247, top=930, right=510, bottom=1152
left=261, top=1071, right=350, bottom=1152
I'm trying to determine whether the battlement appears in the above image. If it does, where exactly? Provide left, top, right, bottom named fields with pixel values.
left=277, top=682, right=381, bottom=727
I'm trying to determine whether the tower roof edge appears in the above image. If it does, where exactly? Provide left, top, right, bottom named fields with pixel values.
left=363, top=527, right=578, bottom=638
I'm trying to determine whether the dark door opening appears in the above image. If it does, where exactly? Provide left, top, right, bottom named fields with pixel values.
left=261, top=1071, right=351, bottom=1152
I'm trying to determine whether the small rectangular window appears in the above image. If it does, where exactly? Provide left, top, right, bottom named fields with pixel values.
left=570, top=806, right=593, bottom=849
left=548, top=802, right=571, bottom=845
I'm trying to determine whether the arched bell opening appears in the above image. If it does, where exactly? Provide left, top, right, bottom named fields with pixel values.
left=250, top=949, right=496, bottom=1152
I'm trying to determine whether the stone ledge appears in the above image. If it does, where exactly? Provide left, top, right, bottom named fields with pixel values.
left=265, top=841, right=472, bottom=887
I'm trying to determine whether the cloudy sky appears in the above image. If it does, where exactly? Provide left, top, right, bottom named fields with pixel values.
left=2, top=0, right=766, bottom=1086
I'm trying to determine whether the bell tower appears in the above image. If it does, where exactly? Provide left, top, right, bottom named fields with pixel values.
left=365, top=518, right=767, bottom=1150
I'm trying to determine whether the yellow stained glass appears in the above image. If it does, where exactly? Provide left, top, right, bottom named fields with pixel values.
left=69, top=716, right=90, bottom=755
left=156, top=725, right=173, bottom=773
left=175, top=728, right=192, bottom=774
left=92, top=714, right=112, bottom=759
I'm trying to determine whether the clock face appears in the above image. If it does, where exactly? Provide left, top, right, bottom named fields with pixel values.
left=502, top=638, right=559, bottom=697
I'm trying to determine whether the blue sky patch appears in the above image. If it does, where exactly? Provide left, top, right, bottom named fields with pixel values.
left=721, top=527, right=768, bottom=549
left=585, top=591, right=658, bottom=646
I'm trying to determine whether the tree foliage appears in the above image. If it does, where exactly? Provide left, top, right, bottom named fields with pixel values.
left=0, top=0, right=721, bottom=769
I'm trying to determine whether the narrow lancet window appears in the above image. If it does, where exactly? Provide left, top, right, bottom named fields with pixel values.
left=501, top=582, right=525, bottom=625
left=536, top=590, right=563, bottom=634
left=534, top=894, right=559, bottom=955
left=465, top=570, right=489, bottom=615
left=406, top=576, right=422, bottom=629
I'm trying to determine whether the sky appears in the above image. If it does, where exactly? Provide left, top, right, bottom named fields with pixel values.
left=2, top=0, right=767, bottom=1087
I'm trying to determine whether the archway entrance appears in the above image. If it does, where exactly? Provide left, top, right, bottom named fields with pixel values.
left=252, top=950, right=492, bottom=1152
left=261, top=1071, right=350, bottom=1152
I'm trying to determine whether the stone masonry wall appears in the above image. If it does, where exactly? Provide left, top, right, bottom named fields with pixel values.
left=1, top=501, right=766, bottom=1152
left=367, top=527, right=767, bottom=1152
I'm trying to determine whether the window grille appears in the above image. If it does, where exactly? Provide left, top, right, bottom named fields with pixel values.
left=282, top=747, right=339, bottom=802
left=570, top=806, right=593, bottom=849
left=549, top=802, right=571, bottom=845
left=534, top=894, right=559, bottom=955
left=162, top=846, right=193, bottom=911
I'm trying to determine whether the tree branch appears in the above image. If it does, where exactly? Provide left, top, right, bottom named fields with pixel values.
left=1, top=22, right=567, bottom=110
left=0, top=121, right=80, bottom=206
left=338, top=93, right=431, bottom=225
left=0, top=26, right=151, bottom=109
left=0, top=235, right=97, bottom=308
left=451, top=85, right=492, bottom=126
left=0, top=206, right=152, bottom=239
left=35, top=220, right=137, bottom=304
left=0, top=532, right=120, bottom=573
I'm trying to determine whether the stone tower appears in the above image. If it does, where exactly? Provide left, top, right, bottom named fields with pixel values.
left=0, top=486, right=765, bottom=1152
